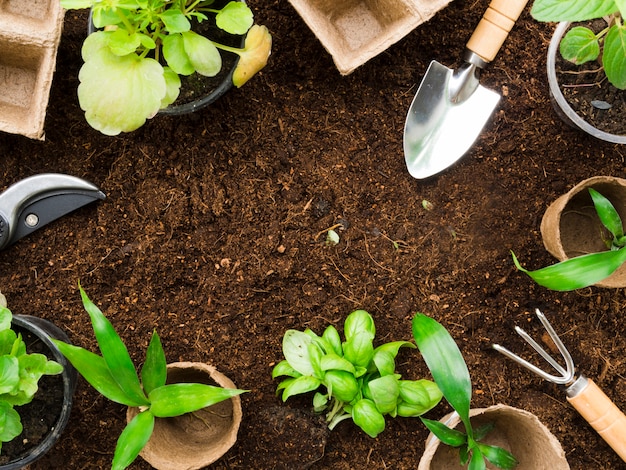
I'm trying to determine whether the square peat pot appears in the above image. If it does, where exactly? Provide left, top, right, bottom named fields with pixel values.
left=0, top=0, right=64, bottom=140
left=288, top=0, right=452, bottom=75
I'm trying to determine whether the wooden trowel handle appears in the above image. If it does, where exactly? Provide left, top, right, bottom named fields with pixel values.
left=466, top=0, right=529, bottom=64
left=567, top=378, right=626, bottom=462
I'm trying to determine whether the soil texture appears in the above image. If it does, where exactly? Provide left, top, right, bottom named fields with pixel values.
left=1, top=1, right=626, bottom=469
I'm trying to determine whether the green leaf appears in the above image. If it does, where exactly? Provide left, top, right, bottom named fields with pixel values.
left=343, top=331, right=374, bottom=369
left=352, top=398, right=386, bottom=438
left=321, top=325, right=342, bottom=356
left=372, top=341, right=415, bottom=375
left=78, top=32, right=166, bottom=135
left=0, top=356, right=19, bottom=395
left=53, top=340, right=143, bottom=406
left=0, top=306, right=11, bottom=331
left=366, top=375, right=399, bottom=414
left=0, top=330, right=17, bottom=356
left=112, top=410, right=155, bottom=470
left=60, top=0, right=95, bottom=8
left=421, top=417, right=468, bottom=447
left=140, top=331, right=167, bottom=395
left=149, top=383, right=245, bottom=417
left=512, top=248, right=626, bottom=290
left=343, top=310, right=375, bottom=341
left=560, top=27, right=600, bottom=64
left=603, top=23, right=626, bottom=89
left=412, top=314, right=472, bottom=430
left=159, top=9, right=191, bottom=33
left=396, top=379, right=442, bottom=416
left=79, top=285, right=149, bottom=406
left=182, top=31, right=221, bottom=77
left=468, top=446, right=487, bottom=470
left=324, top=370, right=359, bottom=402
left=107, top=29, right=141, bottom=56
left=589, top=188, right=624, bottom=240
left=477, top=443, right=518, bottom=469
left=313, top=391, right=328, bottom=412
left=0, top=401, right=22, bottom=444
left=161, top=66, right=181, bottom=109
left=215, top=1, right=254, bottom=35
left=531, top=0, right=618, bottom=22
left=319, top=353, right=356, bottom=374
left=280, top=375, right=321, bottom=401
left=281, top=330, right=315, bottom=376
left=272, top=359, right=301, bottom=379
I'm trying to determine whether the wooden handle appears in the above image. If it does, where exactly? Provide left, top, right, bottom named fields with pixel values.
left=466, top=0, right=529, bottom=64
left=567, top=378, right=626, bottom=462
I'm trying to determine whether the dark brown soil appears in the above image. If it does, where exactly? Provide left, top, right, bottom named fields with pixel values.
left=1, top=1, right=626, bottom=469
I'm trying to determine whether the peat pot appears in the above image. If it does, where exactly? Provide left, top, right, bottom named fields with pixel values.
left=541, top=176, right=626, bottom=288
left=0, top=315, right=77, bottom=470
left=87, top=0, right=245, bottom=115
left=547, top=22, right=626, bottom=144
left=126, top=362, right=243, bottom=470
left=417, top=404, right=569, bottom=469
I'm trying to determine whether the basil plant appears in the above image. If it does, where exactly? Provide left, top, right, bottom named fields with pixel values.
left=413, top=313, right=518, bottom=470
left=513, top=188, right=626, bottom=290
left=0, top=304, right=64, bottom=453
left=272, top=309, right=442, bottom=438
left=531, top=0, right=626, bottom=89
left=53, top=285, right=246, bottom=470
left=62, top=0, right=272, bottom=135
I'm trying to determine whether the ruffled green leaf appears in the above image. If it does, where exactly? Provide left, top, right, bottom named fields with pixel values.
left=0, top=307, right=11, bottom=332
left=512, top=248, right=626, bottom=290
left=107, top=29, right=141, bottom=56
left=0, top=356, right=19, bottom=395
left=0, top=401, right=22, bottom=444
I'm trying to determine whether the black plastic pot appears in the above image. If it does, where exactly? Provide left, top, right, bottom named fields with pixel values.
left=0, top=315, right=77, bottom=470
left=86, top=0, right=245, bottom=116
left=547, top=22, right=626, bottom=144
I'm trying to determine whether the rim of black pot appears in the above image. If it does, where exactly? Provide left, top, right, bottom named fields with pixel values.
left=86, top=8, right=244, bottom=116
left=547, top=21, right=626, bottom=144
left=1, top=315, right=77, bottom=470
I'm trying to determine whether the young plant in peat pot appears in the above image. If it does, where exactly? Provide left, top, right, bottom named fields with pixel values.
left=272, top=309, right=443, bottom=438
left=63, top=0, right=272, bottom=135
left=53, top=285, right=247, bottom=470
left=531, top=0, right=626, bottom=141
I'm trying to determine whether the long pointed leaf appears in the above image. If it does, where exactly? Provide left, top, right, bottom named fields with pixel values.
left=140, top=331, right=167, bottom=395
left=412, top=314, right=472, bottom=431
left=79, top=285, right=149, bottom=405
left=512, top=248, right=626, bottom=291
left=589, top=188, right=624, bottom=240
left=148, top=383, right=246, bottom=417
left=112, top=410, right=155, bottom=470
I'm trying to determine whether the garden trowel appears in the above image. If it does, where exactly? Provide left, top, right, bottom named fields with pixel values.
left=403, top=0, right=529, bottom=179
left=0, top=173, right=105, bottom=250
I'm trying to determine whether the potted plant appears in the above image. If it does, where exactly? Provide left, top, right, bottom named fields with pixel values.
left=62, top=0, right=272, bottom=135
left=512, top=176, right=626, bottom=290
left=52, top=285, right=247, bottom=470
left=272, top=309, right=443, bottom=438
left=531, top=0, right=626, bottom=142
left=0, top=292, right=77, bottom=469
left=412, top=313, right=569, bottom=470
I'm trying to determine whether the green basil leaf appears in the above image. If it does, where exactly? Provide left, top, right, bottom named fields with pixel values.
left=324, top=370, right=359, bottom=402
left=307, top=341, right=324, bottom=379
left=477, top=443, right=518, bottom=469
left=140, top=330, right=167, bottom=395
left=603, top=23, right=626, bottom=89
left=366, top=375, right=399, bottom=414
left=352, top=398, right=385, bottom=438
left=372, top=349, right=395, bottom=376
left=313, top=391, right=329, bottom=412
left=319, top=353, right=356, bottom=374
left=322, top=325, right=342, bottom=356
left=559, top=26, right=600, bottom=64
left=271, top=359, right=301, bottom=379
left=531, top=0, right=618, bottom=22
left=280, top=375, right=321, bottom=401
left=149, top=383, right=245, bottom=417
left=512, top=248, right=626, bottom=290
left=412, top=314, right=472, bottom=428
left=421, top=417, right=468, bottom=447
left=282, top=329, right=315, bottom=376
left=112, top=410, right=154, bottom=470
left=343, top=310, right=375, bottom=341
left=397, top=379, right=442, bottom=415
left=343, top=331, right=374, bottom=369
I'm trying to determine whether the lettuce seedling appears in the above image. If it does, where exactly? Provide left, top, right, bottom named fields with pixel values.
left=0, top=304, right=64, bottom=454
left=52, top=285, right=246, bottom=470
left=531, top=0, right=626, bottom=89
left=512, top=188, right=626, bottom=290
left=412, top=313, right=517, bottom=470
left=62, top=0, right=272, bottom=135
left=272, top=309, right=442, bottom=438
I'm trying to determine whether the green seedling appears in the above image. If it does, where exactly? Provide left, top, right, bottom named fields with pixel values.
left=62, top=0, right=272, bottom=135
left=0, top=306, right=63, bottom=454
left=513, top=188, right=626, bottom=290
left=53, top=285, right=246, bottom=470
left=412, top=313, right=517, bottom=470
left=531, top=0, right=626, bottom=89
left=272, top=309, right=442, bottom=438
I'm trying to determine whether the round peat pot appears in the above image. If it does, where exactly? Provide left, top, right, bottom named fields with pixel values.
left=418, top=404, right=569, bottom=469
left=126, top=362, right=242, bottom=470
left=547, top=22, right=626, bottom=144
left=0, top=315, right=77, bottom=470
left=541, top=176, right=626, bottom=288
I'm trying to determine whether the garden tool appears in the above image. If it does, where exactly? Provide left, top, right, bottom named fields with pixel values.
left=403, top=0, right=528, bottom=179
left=493, top=309, right=626, bottom=462
left=0, top=173, right=105, bottom=251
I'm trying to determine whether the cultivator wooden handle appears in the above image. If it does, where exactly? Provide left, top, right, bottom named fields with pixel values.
left=466, top=0, right=529, bottom=64
left=567, top=377, right=626, bottom=462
